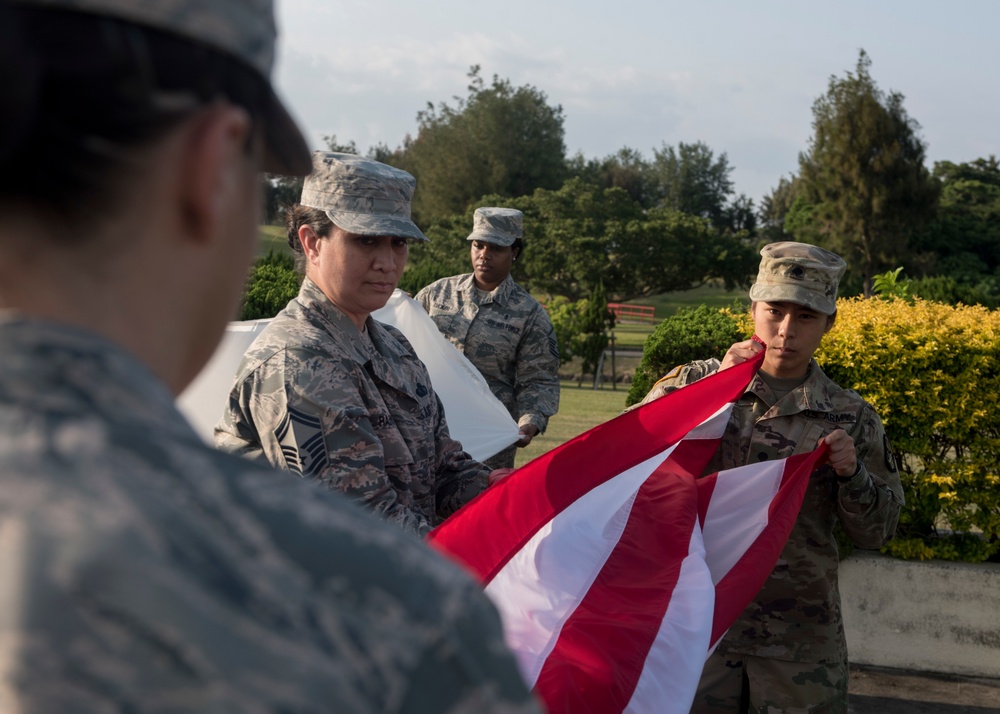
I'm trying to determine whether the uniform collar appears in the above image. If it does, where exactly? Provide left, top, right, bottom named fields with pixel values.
left=747, top=360, right=838, bottom=414
left=0, top=314, right=195, bottom=440
left=295, top=278, right=417, bottom=394
left=458, top=272, right=514, bottom=305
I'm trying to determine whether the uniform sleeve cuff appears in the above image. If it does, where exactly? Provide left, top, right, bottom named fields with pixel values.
left=837, top=463, right=868, bottom=491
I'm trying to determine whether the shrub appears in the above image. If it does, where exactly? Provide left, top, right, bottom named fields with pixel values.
left=630, top=296, right=1000, bottom=563
left=546, top=286, right=615, bottom=378
left=546, top=296, right=586, bottom=365
left=625, top=303, right=746, bottom=406
left=398, top=260, right=455, bottom=297
left=909, top=275, right=1000, bottom=309
left=818, top=297, right=1000, bottom=562
left=240, top=250, right=301, bottom=320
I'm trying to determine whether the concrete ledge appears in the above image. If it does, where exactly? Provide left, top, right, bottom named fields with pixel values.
left=840, top=550, right=1000, bottom=678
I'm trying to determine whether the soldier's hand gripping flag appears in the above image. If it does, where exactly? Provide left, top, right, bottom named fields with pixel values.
left=427, top=350, right=829, bottom=714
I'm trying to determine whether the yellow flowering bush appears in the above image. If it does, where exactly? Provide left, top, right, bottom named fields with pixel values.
left=818, top=297, right=1000, bottom=562
left=637, top=297, right=1000, bottom=562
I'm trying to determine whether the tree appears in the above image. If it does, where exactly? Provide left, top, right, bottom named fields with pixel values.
left=566, top=147, right=654, bottom=207
left=402, top=179, right=758, bottom=302
left=648, top=141, right=736, bottom=230
left=758, top=175, right=802, bottom=244
left=575, top=279, right=615, bottom=384
left=392, top=66, right=567, bottom=224
left=260, top=135, right=373, bottom=225
left=321, top=134, right=359, bottom=154
left=261, top=174, right=304, bottom=225
left=909, top=156, right=1000, bottom=291
left=796, top=50, right=940, bottom=295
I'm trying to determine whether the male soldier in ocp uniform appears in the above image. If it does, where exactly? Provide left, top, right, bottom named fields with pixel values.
left=633, top=242, right=904, bottom=713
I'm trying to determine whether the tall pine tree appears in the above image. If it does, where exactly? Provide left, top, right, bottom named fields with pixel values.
left=798, top=51, right=939, bottom=295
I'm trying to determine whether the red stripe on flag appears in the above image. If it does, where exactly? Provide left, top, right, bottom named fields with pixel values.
left=532, top=467, right=700, bottom=713
left=706, top=445, right=827, bottom=648
left=428, top=351, right=765, bottom=584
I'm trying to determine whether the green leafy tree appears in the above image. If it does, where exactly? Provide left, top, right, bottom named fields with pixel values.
left=648, top=141, right=736, bottom=230
left=909, top=156, right=1000, bottom=289
left=397, top=210, right=473, bottom=295
left=321, top=134, right=359, bottom=154
left=261, top=174, right=303, bottom=225
left=543, top=296, right=583, bottom=365
left=796, top=50, right=940, bottom=296
left=757, top=175, right=802, bottom=244
left=403, top=178, right=758, bottom=303
left=445, top=180, right=755, bottom=302
left=566, top=146, right=654, bottom=207
left=575, top=280, right=615, bottom=382
left=392, top=66, right=567, bottom=224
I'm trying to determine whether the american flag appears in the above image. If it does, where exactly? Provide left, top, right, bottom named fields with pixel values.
left=428, top=351, right=827, bottom=713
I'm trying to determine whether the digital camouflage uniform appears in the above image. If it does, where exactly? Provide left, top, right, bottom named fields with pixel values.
left=215, top=277, right=489, bottom=536
left=416, top=273, right=560, bottom=469
left=0, top=316, right=540, bottom=713
left=636, top=358, right=904, bottom=713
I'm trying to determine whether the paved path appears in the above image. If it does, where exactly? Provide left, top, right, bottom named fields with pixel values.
left=849, top=665, right=1000, bottom=713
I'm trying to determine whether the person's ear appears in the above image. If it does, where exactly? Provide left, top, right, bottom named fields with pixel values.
left=825, top=312, right=837, bottom=333
left=299, top=224, right=322, bottom=263
left=512, top=246, right=520, bottom=262
left=177, top=104, right=254, bottom=244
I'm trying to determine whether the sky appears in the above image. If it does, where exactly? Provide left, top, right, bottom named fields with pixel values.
left=273, top=0, right=999, bottom=205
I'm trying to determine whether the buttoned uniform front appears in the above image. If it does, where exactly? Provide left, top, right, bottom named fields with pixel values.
left=636, top=358, right=903, bottom=664
left=416, top=273, right=560, bottom=468
left=0, top=316, right=540, bottom=713
left=216, top=277, right=489, bottom=536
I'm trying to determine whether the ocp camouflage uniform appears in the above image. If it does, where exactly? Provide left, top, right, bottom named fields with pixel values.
left=416, top=273, right=560, bottom=469
left=0, top=316, right=540, bottom=713
left=216, top=277, right=489, bottom=535
left=635, top=358, right=904, bottom=713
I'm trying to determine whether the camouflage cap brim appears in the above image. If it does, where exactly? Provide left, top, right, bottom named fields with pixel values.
left=261, top=86, right=311, bottom=177
left=325, top=211, right=429, bottom=243
left=13, top=0, right=311, bottom=176
left=466, top=228, right=516, bottom=247
left=748, top=283, right=837, bottom=315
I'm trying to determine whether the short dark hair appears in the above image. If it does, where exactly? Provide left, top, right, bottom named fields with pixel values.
left=0, top=4, right=269, bottom=236
left=285, top=205, right=334, bottom=274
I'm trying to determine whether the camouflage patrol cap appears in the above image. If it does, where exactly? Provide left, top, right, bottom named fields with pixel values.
left=300, top=152, right=428, bottom=242
left=14, top=0, right=311, bottom=176
left=466, top=208, right=523, bottom=247
left=749, top=241, right=847, bottom=315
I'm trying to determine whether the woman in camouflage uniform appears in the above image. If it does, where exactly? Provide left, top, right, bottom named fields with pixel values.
left=216, top=152, right=497, bottom=536
left=416, top=208, right=561, bottom=469
left=635, top=242, right=904, bottom=714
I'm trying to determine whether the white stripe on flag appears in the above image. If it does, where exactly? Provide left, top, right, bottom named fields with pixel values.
left=624, top=520, right=713, bottom=714
left=701, top=460, right=786, bottom=585
left=683, top=402, right=733, bottom=441
left=485, top=445, right=680, bottom=687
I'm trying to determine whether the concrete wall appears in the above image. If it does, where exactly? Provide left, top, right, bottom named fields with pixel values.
left=840, top=550, right=1000, bottom=678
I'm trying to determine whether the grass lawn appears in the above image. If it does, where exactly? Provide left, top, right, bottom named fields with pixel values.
left=514, top=381, right=630, bottom=468
left=609, top=284, right=748, bottom=349
left=627, top=283, right=747, bottom=320
left=513, top=285, right=748, bottom=467
left=258, top=224, right=291, bottom=257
